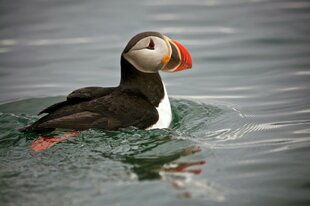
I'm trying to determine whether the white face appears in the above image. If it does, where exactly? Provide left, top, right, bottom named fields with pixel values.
left=123, top=36, right=171, bottom=73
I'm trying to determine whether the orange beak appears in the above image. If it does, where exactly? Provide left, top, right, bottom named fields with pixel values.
left=161, top=37, right=192, bottom=72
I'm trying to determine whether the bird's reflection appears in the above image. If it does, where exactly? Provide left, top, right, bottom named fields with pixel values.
left=125, top=144, right=204, bottom=179
left=120, top=135, right=206, bottom=198
left=28, top=126, right=206, bottom=198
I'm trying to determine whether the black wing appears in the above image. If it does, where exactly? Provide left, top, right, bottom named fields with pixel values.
left=38, top=87, right=115, bottom=115
left=26, top=91, right=158, bottom=131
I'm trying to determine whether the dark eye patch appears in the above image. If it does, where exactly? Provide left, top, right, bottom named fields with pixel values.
left=147, top=39, right=155, bottom=50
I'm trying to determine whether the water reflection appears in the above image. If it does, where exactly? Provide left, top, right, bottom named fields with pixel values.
left=124, top=143, right=202, bottom=180
left=0, top=97, right=241, bottom=201
left=1, top=0, right=310, bottom=205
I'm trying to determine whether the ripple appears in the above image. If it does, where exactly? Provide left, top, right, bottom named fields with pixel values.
left=0, top=36, right=119, bottom=47
left=143, top=0, right=257, bottom=7
left=27, top=37, right=95, bottom=46
left=0, top=48, right=10, bottom=53
left=173, top=95, right=247, bottom=99
left=277, top=2, right=310, bottom=9
left=144, top=0, right=220, bottom=6
left=0, top=39, right=17, bottom=46
left=149, top=14, right=180, bottom=21
left=294, top=71, right=310, bottom=75
left=160, top=26, right=237, bottom=34
left=272, top=119, right=310, bottom=126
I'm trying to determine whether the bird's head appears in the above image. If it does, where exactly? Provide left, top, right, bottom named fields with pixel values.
left=122, top=31, right=192, bottom=73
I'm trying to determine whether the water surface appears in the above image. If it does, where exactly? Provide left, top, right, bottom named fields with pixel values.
left=1, top=0, right=310, bottom=205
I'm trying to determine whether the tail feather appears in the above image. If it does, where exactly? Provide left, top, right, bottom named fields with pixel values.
left=18, top=125, right=32, bottom=132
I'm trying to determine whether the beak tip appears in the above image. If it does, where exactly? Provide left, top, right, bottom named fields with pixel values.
left=175, top=40, right=192, bottom=72
left=163, top=38, right=193, bottom=72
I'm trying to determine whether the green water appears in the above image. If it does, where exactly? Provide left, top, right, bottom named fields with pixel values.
left=1, top=0, right=310, bottom=205
left=0, top=97, right=243, bottom=205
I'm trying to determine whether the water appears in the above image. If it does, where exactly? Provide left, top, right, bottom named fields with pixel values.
left=1, top=0, right=310, bottom=205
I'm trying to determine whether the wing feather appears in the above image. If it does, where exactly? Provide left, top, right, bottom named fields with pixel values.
left=38, top=87, right=115, bottom=115
left=29, top=91, right=158, bottom=131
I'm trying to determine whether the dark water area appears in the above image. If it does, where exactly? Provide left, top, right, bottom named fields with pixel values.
left=1, top=0, right=310, bottom=205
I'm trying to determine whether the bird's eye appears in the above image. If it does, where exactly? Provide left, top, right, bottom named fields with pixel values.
left=147, top=39, right=155, bottom=50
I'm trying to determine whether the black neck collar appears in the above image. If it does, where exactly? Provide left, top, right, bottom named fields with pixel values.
left=120, top=56, right=164, bottom=107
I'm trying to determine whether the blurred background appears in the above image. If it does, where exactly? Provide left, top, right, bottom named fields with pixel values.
left=1, top=0, right=308, bottom=102
left=0, top=0, right=310, bottom=205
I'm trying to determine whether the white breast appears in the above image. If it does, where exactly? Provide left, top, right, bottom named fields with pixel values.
left=147, top=83, right=172, bottom=130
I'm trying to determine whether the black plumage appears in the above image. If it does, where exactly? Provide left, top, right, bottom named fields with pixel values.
left=20, top=51, right=165, bottom=132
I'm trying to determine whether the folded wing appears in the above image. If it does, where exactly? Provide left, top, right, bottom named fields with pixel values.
left=25, top=90, right=158, bottom=131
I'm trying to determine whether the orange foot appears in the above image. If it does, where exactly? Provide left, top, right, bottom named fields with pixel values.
left=31, top=131, right=79, bottom=152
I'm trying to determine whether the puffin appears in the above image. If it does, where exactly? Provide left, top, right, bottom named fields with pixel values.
left=20, top=31, right=192, bottom=133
